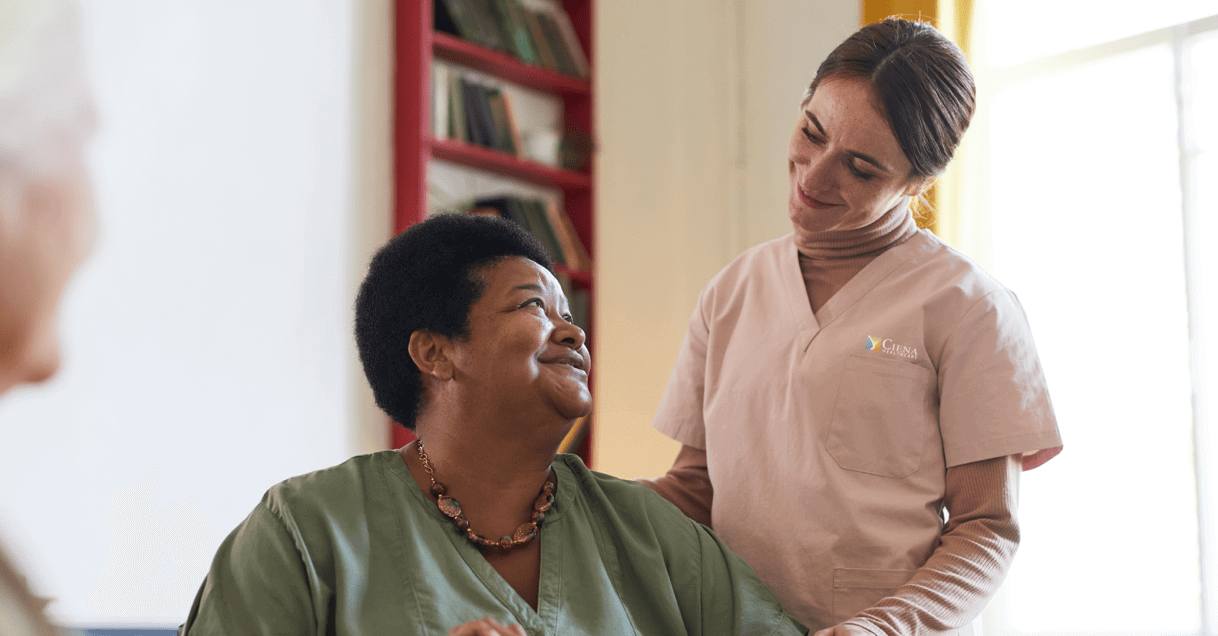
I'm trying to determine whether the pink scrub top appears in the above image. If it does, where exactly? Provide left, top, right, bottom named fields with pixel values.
left=654, top=230, right=1062, bottom=631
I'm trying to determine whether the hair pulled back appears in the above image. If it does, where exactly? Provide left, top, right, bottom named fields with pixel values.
left=805, top=18, right=975, bottom=179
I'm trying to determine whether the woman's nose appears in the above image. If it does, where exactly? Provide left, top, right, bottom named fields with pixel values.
left=553, top=314, right=586, bottom=349
left=800, top=153, right=835, bottom=194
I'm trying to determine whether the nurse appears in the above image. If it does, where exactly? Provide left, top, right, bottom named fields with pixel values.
left=647, top=17, right=1062, bottom=636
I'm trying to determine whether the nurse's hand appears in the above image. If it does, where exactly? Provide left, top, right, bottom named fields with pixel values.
left=813, top=624, right=873, bottom=636
left=447, top=617, right=527, bottom=636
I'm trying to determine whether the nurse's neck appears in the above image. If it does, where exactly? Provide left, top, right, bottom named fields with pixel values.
left=796, top=204, right=917, bottom=313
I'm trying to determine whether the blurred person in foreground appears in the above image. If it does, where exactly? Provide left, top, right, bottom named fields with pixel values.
left=181, top=213, right=806, bottom=636
left=0, top=0, right=96, bottom=634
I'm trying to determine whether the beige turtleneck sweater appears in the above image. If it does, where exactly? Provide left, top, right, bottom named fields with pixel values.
left=647, top=205, right=1020, bottom=635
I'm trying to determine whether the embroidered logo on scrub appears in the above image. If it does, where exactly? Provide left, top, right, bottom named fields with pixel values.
left=865, top=335, right=919, bottom=359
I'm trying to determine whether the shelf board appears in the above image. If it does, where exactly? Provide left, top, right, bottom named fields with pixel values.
left=430, top=137, right=591, bottom=191
left=433, top=31, right=590, bottom=97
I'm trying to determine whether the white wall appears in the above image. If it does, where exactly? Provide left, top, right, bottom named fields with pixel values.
left=0, top=0, right=391, bottom=627
left=593, top=0, right=858, bottom=478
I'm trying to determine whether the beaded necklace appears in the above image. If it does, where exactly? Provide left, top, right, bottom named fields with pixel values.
left=416, top=440, right=555, bottom=552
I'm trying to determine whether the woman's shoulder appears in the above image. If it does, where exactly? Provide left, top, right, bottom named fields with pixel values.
left=706, top=234, right=793, bottom=287
left=259, top=450, right=402, bottom=523
left=693, top=234, right=798, bottom=316
left=553, top=454, right=704, bottom=540
left=903, top=230, right=1007, bottom=297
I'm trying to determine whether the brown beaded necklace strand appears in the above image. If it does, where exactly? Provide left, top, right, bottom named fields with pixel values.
left=416, top=440, right=555, bottom=552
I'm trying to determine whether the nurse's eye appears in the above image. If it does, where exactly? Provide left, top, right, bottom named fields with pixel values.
left=520, top=298, right=545, bottom=311
left=801, top=126, right=824, bottom=145
left=847, top=160, right=875, bottom=181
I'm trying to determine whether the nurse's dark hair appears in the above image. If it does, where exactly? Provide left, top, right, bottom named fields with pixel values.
left=804, top=17, right=975, bottom=179
left=354, top=213, right=554, bottom=431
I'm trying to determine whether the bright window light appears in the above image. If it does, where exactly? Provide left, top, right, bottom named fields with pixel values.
left=975, top=6, right=1218, bottom=636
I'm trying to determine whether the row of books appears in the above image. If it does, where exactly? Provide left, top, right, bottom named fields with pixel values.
left=466, top=195, right=591, bottom=273
left=434, top=0, right=589, bottom=79
left=433, top=66, right=522, bottom=156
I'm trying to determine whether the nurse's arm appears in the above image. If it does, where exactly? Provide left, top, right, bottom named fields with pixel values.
left=838, top=454, right=1021, bottom=635
left=639, top=444, right=714, bottom=527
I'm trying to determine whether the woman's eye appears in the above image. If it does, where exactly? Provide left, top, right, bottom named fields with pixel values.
left=801, top=126, right=823, bottom=144
left=521, top=298, right=544, bottom=310
left=561, top=313, right=574, bottom=323
left=848, top=163, right=875, bottom=181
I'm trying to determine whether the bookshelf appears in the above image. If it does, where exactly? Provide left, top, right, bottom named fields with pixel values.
left=394, top=0, right=596, bottom=464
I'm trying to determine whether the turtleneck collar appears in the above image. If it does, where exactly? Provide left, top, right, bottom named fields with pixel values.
left=795, top=203, right=918, bottom=261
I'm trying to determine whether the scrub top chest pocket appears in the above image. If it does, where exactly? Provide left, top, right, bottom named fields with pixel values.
left=826, top=354, right=937, bottom=478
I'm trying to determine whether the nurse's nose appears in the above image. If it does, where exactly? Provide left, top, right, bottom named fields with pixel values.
left=800, top=153, right=836, bottom=197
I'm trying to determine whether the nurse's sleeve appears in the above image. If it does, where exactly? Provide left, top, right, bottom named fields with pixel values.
left=653, top=287, right=712, bottom=450
left=938, top=289, right=1062, bottom=470
left=839, top=454, right=1019, bottom=635
left=641, top=444, right=714, bottom=526
left=180, top=503, right=317, bottom=636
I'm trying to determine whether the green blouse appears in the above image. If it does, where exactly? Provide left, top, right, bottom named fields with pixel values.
left=181, top=451, right=804, bottom=636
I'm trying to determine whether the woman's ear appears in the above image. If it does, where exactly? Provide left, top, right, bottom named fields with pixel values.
left=408, top=330, right=454, bottom=381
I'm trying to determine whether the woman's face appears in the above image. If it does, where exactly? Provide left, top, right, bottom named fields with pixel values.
left=787, top=77, right=924, bottom=235
left=451, top=256, right=591, bottom=423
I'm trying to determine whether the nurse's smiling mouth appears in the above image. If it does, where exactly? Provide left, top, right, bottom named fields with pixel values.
left=798, top=185, right=839, bottom=210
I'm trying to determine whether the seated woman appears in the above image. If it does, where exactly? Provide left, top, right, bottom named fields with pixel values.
left=180, top=213, right=805, bottom=636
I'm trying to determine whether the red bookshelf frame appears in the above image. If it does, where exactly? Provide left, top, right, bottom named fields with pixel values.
left=393, top=0, right=596, bottom=464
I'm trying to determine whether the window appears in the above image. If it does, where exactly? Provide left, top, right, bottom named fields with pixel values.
left=971, top=6, right=1218, bottom=635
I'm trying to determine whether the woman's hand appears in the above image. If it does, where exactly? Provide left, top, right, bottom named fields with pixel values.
left=447, top=617, right=527, bottom=636
left=812, top=624, right=874, bottom=636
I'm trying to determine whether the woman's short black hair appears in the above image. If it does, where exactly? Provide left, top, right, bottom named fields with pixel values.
left=354, top=213, right=554, bottom=430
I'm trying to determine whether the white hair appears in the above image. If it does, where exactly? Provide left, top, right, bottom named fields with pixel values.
left=0, top=0, right=94, bottom=178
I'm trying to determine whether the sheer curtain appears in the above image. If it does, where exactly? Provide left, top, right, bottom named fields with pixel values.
left=968, top=4, right=1218, bottom=635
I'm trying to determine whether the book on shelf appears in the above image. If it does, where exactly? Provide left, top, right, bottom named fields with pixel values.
left=445, top=68, right=467, bottom=141
left=433, top=0, right=589, bottom=79
left=519, top=0, right=589, bottom=78
left=462, top=195, right=589, bottom=273
left=543, top=198, right=590, bottom=271
left=436, top=0, right=508, bottom=53
left=490, top=0, right=539, bottom=65
left=485, top=89, right=519, bottom=155
left=533, top=9, right=577, bottom=76
left=438, top=72, right=524, bottom=157
left=473, top=196, right=565, bottom=266
left=432, top=64, right=450, bottom=140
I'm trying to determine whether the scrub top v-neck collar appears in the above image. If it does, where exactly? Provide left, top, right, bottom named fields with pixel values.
left=390, top=452, right=574, bottom=634
left=784, top=231, right=928, bottom=351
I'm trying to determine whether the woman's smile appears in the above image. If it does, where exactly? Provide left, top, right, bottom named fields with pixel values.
left=797, top=185, right=838, bottom=210
left=541, top=350, right=587, bottom=374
